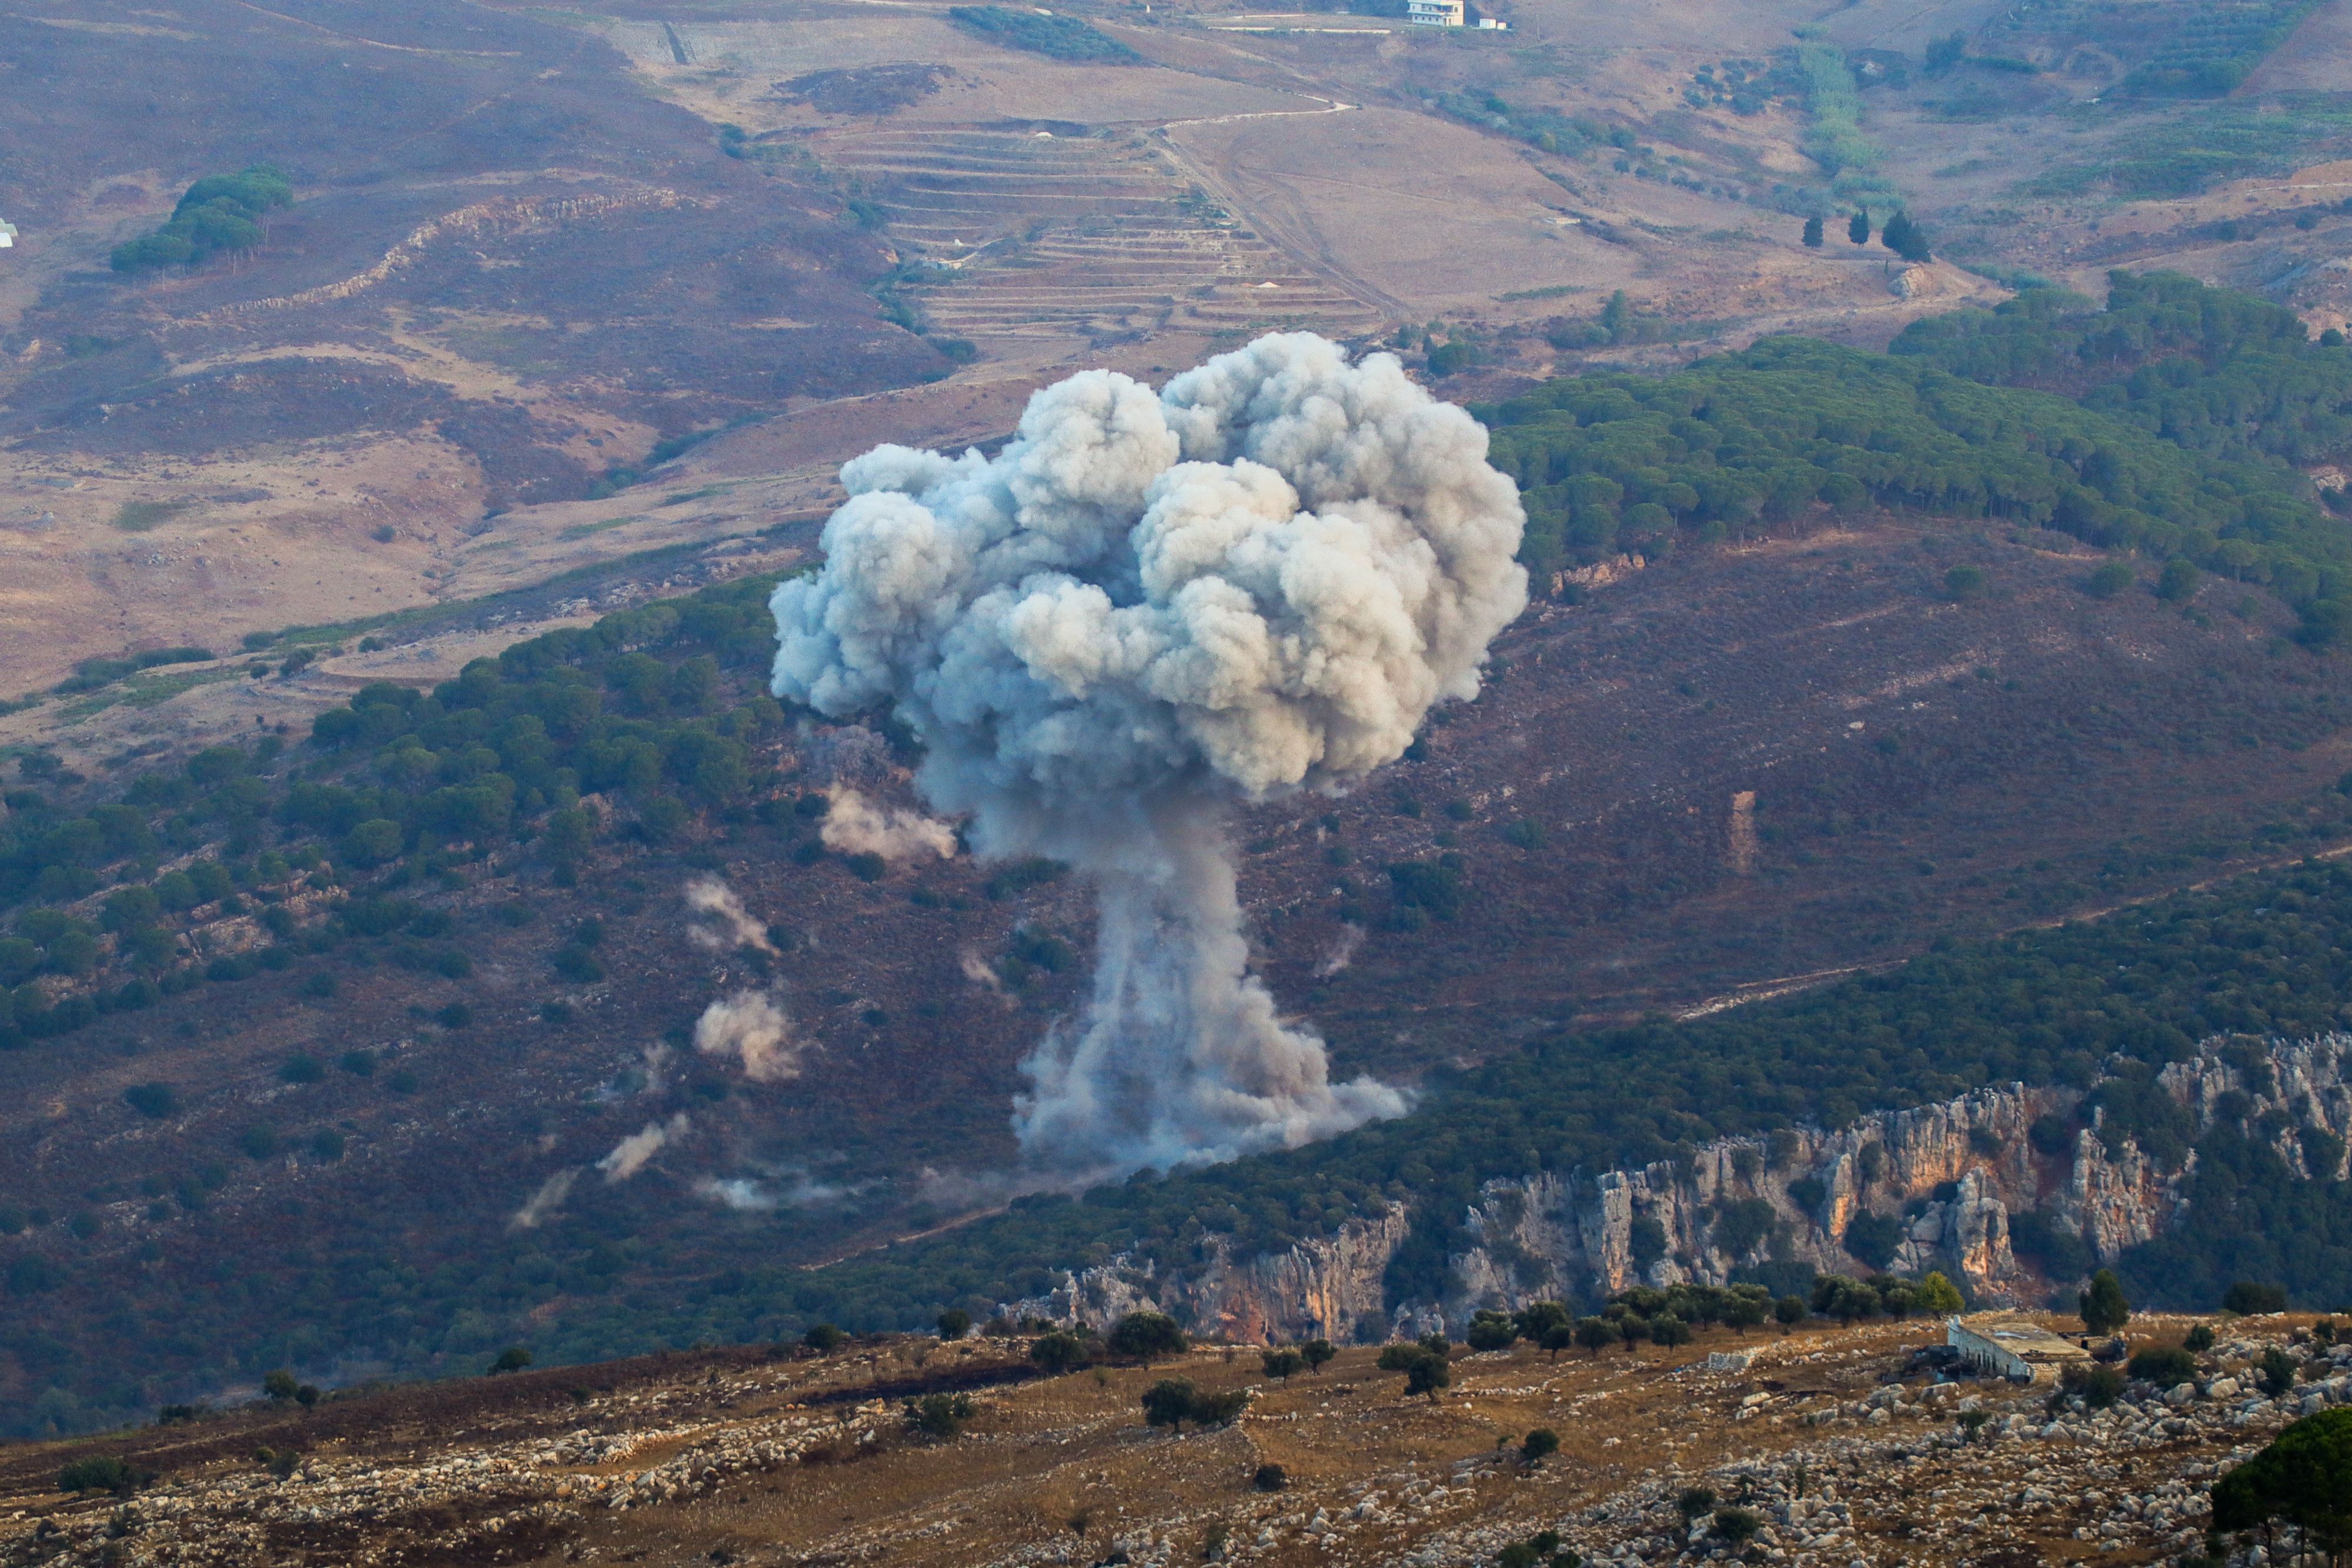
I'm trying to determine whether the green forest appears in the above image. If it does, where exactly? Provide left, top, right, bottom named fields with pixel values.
left=1489, top=273, right=2352, bottom=644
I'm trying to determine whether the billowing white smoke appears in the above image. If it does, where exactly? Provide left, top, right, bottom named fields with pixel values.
left=598, top=1112, right=691, bottom=1182
left=771, top=333, right=1525, bottom=1172
left=684, top=877, right=777, bottom=955
left=694, top=990, right=803, bottom=1082
left=820, top=787, right=958, bottom=863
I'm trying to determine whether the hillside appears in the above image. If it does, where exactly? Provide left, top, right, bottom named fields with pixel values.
left=8, top=270, right=2352, bottom=1436
left=0, top=1307, right=2332, bottom=1567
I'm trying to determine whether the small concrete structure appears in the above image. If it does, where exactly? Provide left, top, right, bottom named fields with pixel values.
left=1946, top=1315, right=2092, bottom=1384
left=1705, top=1350, right=1756, bottom=1373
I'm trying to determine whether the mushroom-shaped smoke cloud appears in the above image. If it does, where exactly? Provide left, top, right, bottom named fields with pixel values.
left=771, top=333, right=1526, bottom=1174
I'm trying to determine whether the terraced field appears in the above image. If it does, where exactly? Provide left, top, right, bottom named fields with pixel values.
left=816, top=126, right=1381, bottom=342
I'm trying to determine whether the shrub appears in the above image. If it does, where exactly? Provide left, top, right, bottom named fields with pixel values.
left=2225, top=1280, right=2290, bottom=1315
left=1252, top=1462, right=1288, bottom=1492
left=488, top=1346, right=533, bottom=1375
left=936, top=1308, right=971, bottom=1340
left=2083, top=561, right=2136, bottom=599
left=58, top=1456, right=145, bottom=1495
left=903, top=1391, right=975, bottom=1439
left=803, top=1323, right=847, bottom=1353
left=2186, top=1324, right=2216, bottom=1352
left=1520, top=1427, right=1560, bottom=1465
left=2127, top=1345, right=2199, bottom=1386
left=2062, top=1361, right=2126, bottom=1408
left=238, top=1127, right=279, bottom=1161
left=122, top=1083, right=178, bottom=1119
left=279, top=1054, right=323, bottom=1085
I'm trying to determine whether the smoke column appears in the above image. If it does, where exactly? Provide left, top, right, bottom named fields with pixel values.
left=770, top=333, right=1526, bottom=1173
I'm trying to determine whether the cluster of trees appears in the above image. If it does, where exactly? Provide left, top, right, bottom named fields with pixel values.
left=1491, top=274, right=2350, bottom=643
left=944, top=6, right=1138, bottom=62
left=0, top=574, right=800, bottom=1054
left=111, top=165, right=292, bottom=274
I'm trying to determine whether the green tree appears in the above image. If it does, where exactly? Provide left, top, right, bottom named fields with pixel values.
left=1802, top=215, right=1825, bottom=248
left=2226, top=1281, right=2290, bottom=1315
left=936, top=1308, right=972, bottom=1340
left=1575, top=1316, right=1619, bottom=1358
left=1261, top=1348, right=1305, bottom=1380
left=1775, top=1295, right=1809, bottom=1332
left=1141, top=1377, right=1198, bottom=1431
left=1107, top=1310, right=1187, bottom=1363
left=1649, top=1313, right=1692, bottom=1349
left=1030, top=1330, right=1090, bottom=1374
left=2213, top=1408, right=2352, bottom=1560
left=262, top=1369, right=299, bottom=1401
left=1465, top=1309, right=1519, bottom=1352
left=1301, top=1338, right=1337, bottom=1374
left=1848, top=209, right=1871, bottom=245
left=2080, top=1268, right=2132, bottom=1334
left=1519, top=1427, right=1560, bottom=1466
left=803, top=1323, right=848, bottom=1353
left=489, top=1346, right=532, bottom=1375
left=1405, top=1353, right=1451, bottom=1401
left=1916, top=1271, right=1966, bottom=1315
left=1723, top=1293, right=1769, bottom=1335
left=1600, top=289, right=1633, bottom=344
left=2157, top=557, right=2203, bottom=601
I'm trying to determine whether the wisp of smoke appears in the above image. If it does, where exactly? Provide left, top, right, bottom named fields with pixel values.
left=1315, top=922, right=1365, bottom=979
left=820, top=787, right=958, bottom=863
left=771, top=333, right=1525, bottom=1172
left=511, top=1167, right=580, bottom=1229
left=684, top=877, right=777, bottom=955
left=599, top=1112, right=691, bottom=1182
left=694, top=990, right=803, bottom=1082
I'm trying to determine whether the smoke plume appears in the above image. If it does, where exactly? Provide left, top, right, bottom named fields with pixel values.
left=771, top=333, right=1525, bottom=1172
left=510, top=1167, right=579, bottom=1229
left=820, top=787, right=958, bottom=863
left=694, top=990, right=803, bottom=1082
left=684, top=877, right=777, bottom=955
left=598, top=1112, right=691, bottom=1182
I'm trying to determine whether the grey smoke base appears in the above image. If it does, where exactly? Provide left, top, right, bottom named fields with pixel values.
left=770, top=333, right=1526, bottom=1172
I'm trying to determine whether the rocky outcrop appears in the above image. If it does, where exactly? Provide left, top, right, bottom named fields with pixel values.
left=1002, top=1035, right=2352, bottom=1343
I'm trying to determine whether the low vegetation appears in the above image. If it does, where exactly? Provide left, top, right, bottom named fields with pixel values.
left=945, top=6, right=1138, bottom=63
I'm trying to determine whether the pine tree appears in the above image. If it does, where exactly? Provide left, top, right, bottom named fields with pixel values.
left=1802, top=215, right=1825, bottom=248
left=1848, top=209, right=1870, bottom=246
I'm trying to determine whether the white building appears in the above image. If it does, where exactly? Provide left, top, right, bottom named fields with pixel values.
left=1406, top=0, right=1462, bottom=25
left=0, top=220, right=16, bottom=250
left=1945, top=1315, right=2090, bottom=1383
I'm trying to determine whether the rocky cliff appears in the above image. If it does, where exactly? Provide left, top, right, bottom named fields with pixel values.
left=1001, top=1034, right=2352, bottom=1342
